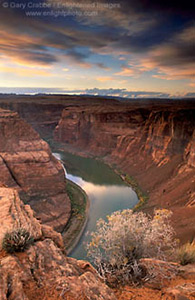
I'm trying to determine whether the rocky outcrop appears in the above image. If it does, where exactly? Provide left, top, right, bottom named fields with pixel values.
left=0, top=109, right=71, bottom=232
left=0, top=187, right=116, bottom=300
left=55, top=104, right=195, bottom=242
left=0, top=188, right=194, bottom=300
left=0, top=187, right=42, bottom=251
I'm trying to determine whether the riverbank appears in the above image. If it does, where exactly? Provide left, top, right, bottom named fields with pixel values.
left=62, top=179, right=90, bottom=254
left=113, top=171, right=149, bottom=211
left=95, top=158, right=148, bottom=211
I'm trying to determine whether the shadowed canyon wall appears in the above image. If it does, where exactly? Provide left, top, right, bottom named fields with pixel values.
left=0, top=108, right=70, bottom=232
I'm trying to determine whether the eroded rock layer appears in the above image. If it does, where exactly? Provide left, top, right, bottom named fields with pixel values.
left=0, top=109, right=71, bottom=232
left=55, top=104, right=195, bottom=242
left=0, top=187, right=116, bottom=300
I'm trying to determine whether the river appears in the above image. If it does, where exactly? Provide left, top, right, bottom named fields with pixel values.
left=53, top=151, right=138, bottom=260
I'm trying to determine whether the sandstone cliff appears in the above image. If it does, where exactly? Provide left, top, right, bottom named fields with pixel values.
left=0, top=94, right=119, bottom=139
left=0, top=109, right=71, bottom=232
left=0, top=187, right=116, bottom=300
left=54, top=104, right=195, bottom=242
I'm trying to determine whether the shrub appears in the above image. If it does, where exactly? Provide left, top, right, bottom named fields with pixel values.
left=177, top=241, right=195, bottom=265
left=2, top=228, right=34, bottom=253
left=86, top=209, right=177, bottom=285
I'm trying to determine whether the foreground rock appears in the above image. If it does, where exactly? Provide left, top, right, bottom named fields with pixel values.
left=115, top=279, right=195, bottom=300
left=115, top=260, right=195, bottom=300
left=0, top=187, right=116, bottom=300
left=0, top=187, right=194, bottom=300
left=0, top=109, right=71, bottom=231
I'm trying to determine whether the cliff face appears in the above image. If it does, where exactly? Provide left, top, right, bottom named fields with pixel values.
left=55, top=105, right=195, bottom=242
left=142, top=110, right=195, bottom=166
left=0, top=187, right=116, bottom=300
left=0, top=94, right=119, bottom=140
left=55, top=106, right=195, bottom=165
left=0, top=109, right=71, bottom=232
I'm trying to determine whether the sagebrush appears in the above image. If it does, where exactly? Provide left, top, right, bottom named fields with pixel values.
left=2, top=228, right=34, bottom=253
left=86, top=209, right=177, bottom=285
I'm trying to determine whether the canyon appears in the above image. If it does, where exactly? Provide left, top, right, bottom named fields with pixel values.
left=0, top=96, right=194, bottom=242
left=0, top=96, right=194, bottom=299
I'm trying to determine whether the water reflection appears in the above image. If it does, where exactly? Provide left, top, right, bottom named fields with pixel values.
left=54, top=151, right=126, bottom=186
left=53, top=152, right=138, bottom=260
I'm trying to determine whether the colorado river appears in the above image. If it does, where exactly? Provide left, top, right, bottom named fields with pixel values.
left=53, top=151, right=138, bottom=260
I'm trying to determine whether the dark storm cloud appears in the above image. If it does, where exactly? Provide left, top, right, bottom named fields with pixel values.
left=65, top=49, right=89, bottom=61
left=95, top=63, right=110, bottom=70
left=0, top=0, right=194, bottom=74
left=130, top=0, right=195, bottom=16
left=140, top=24, right=195, bottom=80
left=0, top=6, right=59, bottom=64
left=0, top=2, right=120, bottom=65
left=152, top=37, right=195, bottom=67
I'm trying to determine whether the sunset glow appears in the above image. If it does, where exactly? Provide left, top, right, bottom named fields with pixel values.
left=0, top=0, right=194, bottom=97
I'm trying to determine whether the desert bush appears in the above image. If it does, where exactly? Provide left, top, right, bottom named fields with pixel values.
left=86, top=209, right=177, bottom=285
left=2, top=228, right=34, bottom=253
left=177, top=241, right=195, bottom=265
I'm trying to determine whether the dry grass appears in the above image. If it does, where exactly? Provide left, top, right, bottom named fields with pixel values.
left=177, top=241, right=195, bottom=265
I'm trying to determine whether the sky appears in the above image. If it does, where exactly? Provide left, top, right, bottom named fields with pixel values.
left=0, top=0, right=194, bottom=98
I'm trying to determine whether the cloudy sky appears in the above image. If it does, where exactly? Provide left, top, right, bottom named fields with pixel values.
left=0, top=0, right=194, bottom=97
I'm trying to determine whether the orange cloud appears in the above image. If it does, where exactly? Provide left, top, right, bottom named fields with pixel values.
left=0, top=65, right=52, bottom=77
left=0, top=30, right=55, bottom=67
left=115, top=64, right=143, bottom=78
left=188, top=81, right=195, bottom=87
left=96, top=76, right=114, bottom=82
left=151, top=67, right=195, bottom=80
left=141, top=56, right=195, bottom=80
left=115, top=67, right=135, bottom=76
